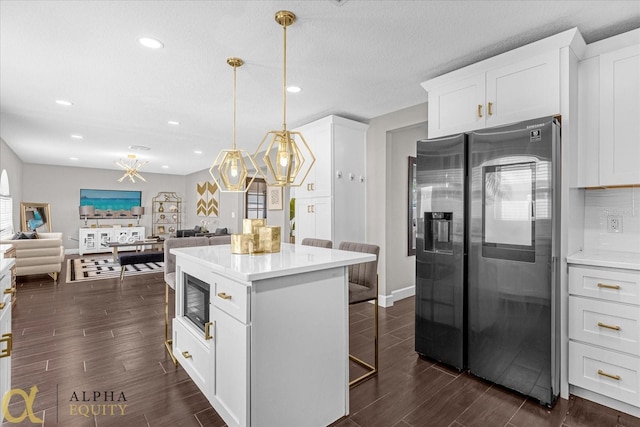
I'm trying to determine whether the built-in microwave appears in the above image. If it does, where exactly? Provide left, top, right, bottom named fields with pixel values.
left=183, top=273, right=210, bottom=332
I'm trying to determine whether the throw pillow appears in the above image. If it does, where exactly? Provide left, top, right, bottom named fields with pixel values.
left=14, top=231, right=38, bottom=239
left=214, top=228, right=227, bottom=235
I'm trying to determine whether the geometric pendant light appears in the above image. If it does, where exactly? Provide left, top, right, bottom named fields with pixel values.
left=115, top=154, right=147, bottom=183
left=252, top=10, right=315, bottom=187
left=209, top=57, right=258, bottom=192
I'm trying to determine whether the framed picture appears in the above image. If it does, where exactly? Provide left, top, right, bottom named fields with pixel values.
left=267, top=186, right=283, bottom=211
left=21, top=202, right=52, bottom=232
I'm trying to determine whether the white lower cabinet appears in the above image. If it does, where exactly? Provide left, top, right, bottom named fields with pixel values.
left=0, top=259, right=15, bottom=422
left=211, top=306, right=249, bottom=427
left=173, top=252, right=351, bottom=427
left=568, top=265, right=640, bottom=409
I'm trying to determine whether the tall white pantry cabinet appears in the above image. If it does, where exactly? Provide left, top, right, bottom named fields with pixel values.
left=294, top=115, right=369, bottom=246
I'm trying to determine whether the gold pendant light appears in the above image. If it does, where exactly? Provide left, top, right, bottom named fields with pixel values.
left=116, top=154, right=147, bottom=183
left=209, top=57, right=258, bottom=192
left=253, top=10, right=315, bottom=187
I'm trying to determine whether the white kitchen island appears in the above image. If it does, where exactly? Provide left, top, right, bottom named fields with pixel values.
left=171, top=242, right=376, bottom=427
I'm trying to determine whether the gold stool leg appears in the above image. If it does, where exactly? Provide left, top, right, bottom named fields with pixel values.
left=165, top=283, right=178, bottom=366
left=349, top=295, right=379, bottom=388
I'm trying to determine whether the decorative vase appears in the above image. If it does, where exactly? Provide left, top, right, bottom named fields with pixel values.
left=158, top=202, right=165, bottom=213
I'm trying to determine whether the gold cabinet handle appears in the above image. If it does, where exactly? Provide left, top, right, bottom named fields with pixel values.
left=181, top=351, right=192, bottom=359
left=598, top=369, right=620, bottom=381
left=0, top=333, right=12, bottom=358
left=204, top=321, right=213, bottom=341
left=3, top=288, right=16, bottom=296
left=487, top=102, right=493, bottom=116
left=217, top=292, right=232, bottom=300
left=477, top=104, right=483, bottom=118
left=597, top=322, right=621, bottom=331
left=0, top=302, right=5, bottom=310
left=597, top=282, right=621, bottom=290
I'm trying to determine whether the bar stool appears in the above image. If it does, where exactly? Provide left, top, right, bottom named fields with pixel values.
left=300, top=238, right=333, bottom=248
left=338, top=241, right=380, bottom=387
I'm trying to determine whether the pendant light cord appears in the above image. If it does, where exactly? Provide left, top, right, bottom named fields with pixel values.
left=282, top=24, right=287, bottom=131
left=233, top=62, right=237, bottom=150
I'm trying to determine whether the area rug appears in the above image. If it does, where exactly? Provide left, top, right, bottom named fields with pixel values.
left=66, top=255, right=164, bottom=283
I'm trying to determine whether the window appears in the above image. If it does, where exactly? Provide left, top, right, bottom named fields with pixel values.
left=245, top=178, right=267, bottom=219
left=0, top=170, right=13, bottom=240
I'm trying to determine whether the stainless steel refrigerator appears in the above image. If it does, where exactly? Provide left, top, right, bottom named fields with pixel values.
left=414, top=116, right=560, bottom=407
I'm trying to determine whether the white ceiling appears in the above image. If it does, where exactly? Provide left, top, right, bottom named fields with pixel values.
left=1, top=0, right=639, bottom=176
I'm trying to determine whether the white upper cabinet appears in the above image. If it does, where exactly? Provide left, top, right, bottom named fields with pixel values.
left=485, top=51, right=560, bottom=128
left=427, top=73, right=485, bottom=137
left=599, top=44, right=640, bottom=186
left=422, top=29, right=583, bottom=139
left=426, top=51, right=560, bottom=139
left=577, top=30, right=640, bottom=187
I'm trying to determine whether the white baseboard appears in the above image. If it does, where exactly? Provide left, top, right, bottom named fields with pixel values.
left=378, top=285, right=415, bottom=308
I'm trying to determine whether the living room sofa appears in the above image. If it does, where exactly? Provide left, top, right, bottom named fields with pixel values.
left=0, top=232, right=65, bottom=282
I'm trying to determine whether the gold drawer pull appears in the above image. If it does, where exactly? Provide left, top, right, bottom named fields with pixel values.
left=0, top=302, right=5, bottom=310
left=597, top=282, right=620, bottom=290
left=598, top=322, right=621, bottom=331
left=3, top=288, right=16, bottom=296
left=487, top=102, right=493, bottom=116
left=217, top=292, right=232, bottom=300
left=181, top=351, right=192, bottom=359
left=0, top=333, right=12, bottom=358
left=598, top=369, right=620, bottom=381
left=204, top=321, right=213, bottom=340
left=477, top=104, right=483, bottom=118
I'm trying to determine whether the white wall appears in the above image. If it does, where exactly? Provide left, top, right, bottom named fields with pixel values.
left=0, top=138, right=24, bottom=230
left=583, top=188, right=640, bottom=254
left=183, top=168, right=291, bottom=235
left=21, top=164, right=185, bottom=252
left=385, top=123, right=427, bottom=299
left=366, top=102, right=428, bottom=304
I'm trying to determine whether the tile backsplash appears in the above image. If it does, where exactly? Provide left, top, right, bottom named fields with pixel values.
left=583, top=188, right=640, bottom=254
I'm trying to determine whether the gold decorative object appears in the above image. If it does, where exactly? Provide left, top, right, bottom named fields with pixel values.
left=209, top=57, right=258, bottom=192
left=232, top=220, right=281, bottom=254
left=259, top=226, right=281, bottom=253
left=116, top=154, right=147, bottom=183
left=243, top=218, right=266, bottom=234
left=231, top=233, right=257, bottom=254
left=252, top=10, right=315, bottom=187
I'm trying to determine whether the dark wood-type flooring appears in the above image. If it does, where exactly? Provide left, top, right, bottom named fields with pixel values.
left=3, top=255, right=640, bottom=426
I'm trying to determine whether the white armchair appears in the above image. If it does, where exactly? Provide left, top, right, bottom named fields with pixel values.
left=0, top=232, right=65, bottom=283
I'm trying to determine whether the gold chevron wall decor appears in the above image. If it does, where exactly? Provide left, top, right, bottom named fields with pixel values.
left=196, top=181, right=219, bottom=217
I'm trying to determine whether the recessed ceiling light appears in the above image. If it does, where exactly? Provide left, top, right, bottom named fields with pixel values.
left=161, top=165, right=169, bottom=169
left=287, top=86, right=302, bottom=93
left=71, top=134, right=83, bottom=139
left=194, top=150, right=203, bottom=155
left=128, top=145, right=151, bottom=151
left=138, top=37, right=164, bottom=49
left=168, top=120, right=180, bottom=126
left=56, top=99, right=73, bottom=106
left=70, top=157, right=79, bottom=161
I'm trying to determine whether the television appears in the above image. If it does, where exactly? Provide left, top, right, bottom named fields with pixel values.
left=80, top=189, right=142, bottom=219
